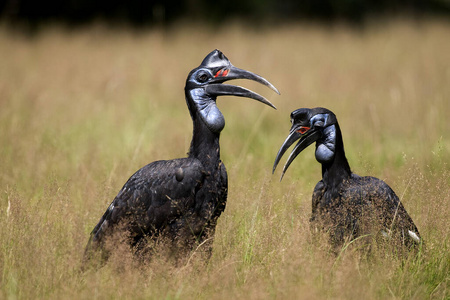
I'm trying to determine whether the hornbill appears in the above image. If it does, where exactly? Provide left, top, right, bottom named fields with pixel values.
left=84, top=50, right=279, bottom=263
left=273, top=107, right=422, bottom=251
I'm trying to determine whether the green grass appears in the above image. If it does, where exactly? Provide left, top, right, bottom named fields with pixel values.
left=1, top=19, right=449, bottom=299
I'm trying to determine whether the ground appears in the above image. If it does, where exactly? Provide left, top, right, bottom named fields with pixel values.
left=0, top=19, right=449, bottom=299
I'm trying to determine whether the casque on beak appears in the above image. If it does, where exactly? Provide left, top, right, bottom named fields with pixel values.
left=205, top=65, right=279, bottom=109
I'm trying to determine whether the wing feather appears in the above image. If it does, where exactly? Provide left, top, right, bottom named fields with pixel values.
left=88, top=158, right=205, bottom=246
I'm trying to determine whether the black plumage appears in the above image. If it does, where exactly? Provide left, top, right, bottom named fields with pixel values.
left=84, top=50, right=279, bottom=263
left=273, top=107, right=422, bottom=251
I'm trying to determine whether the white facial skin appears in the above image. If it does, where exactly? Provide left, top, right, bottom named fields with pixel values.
left=309, top=114, right=336, bottom=164
left=189, top=88, right=225, bottom=133
left=315, top=124, right=336, bottom=164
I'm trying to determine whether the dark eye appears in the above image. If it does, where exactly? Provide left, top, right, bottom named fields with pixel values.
left=197, top=73, right=209, bottom=83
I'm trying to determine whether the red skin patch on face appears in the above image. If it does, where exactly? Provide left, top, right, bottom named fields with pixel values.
left=297, top=126, right=310, bottom=134
left=214, top=69, right=229, bottom=78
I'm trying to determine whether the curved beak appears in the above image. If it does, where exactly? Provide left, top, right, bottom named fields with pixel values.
left=273, top=126, right=323, bottom=181
left=205, top=65, right=279, bottom=109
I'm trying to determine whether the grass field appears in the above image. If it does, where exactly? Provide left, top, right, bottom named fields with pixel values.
left=0, top=19, right=449, bottom=299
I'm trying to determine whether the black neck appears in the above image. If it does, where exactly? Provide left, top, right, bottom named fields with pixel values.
left=321, top=123, right=352, bottom=190
left=188, top=111, right=221, bottom=168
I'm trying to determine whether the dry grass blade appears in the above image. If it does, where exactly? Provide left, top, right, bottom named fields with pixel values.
left=0, top=20, right=449, bottom=299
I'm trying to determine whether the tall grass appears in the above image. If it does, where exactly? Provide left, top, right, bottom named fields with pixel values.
left=1, top=19, right=449, bottom=299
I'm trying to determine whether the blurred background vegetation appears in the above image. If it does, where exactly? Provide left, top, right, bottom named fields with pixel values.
left=0, top=0, right=449, bottom=298
left=0, top=0, right=450, bottom=29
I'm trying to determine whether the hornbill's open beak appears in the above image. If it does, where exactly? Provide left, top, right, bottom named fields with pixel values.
left=273, top=124, right=323, bottom=181
left=205, top=65, right=279, bottom=109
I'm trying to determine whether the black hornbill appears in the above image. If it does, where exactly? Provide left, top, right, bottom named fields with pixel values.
left=273, top=107, right=422, bottom=251
left=84, top=50, right=279, bottom=262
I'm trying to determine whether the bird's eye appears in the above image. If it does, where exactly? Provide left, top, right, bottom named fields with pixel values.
left=197, top=73, right=209, bottom=83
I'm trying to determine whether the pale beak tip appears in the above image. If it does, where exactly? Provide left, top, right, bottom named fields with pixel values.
left=271, top=85, right=281, bottom=95
left=265, top=99, right=277, bottom=110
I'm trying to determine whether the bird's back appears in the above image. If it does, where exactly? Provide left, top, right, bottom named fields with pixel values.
left=311, top=174, right=421, bottom=249
left=84, top=157, right=228, bottom=259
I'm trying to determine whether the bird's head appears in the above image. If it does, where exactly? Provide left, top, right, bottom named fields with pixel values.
left=185, top=49, right=279, bottom=133
left=273, top=107, right=339, bottom=180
